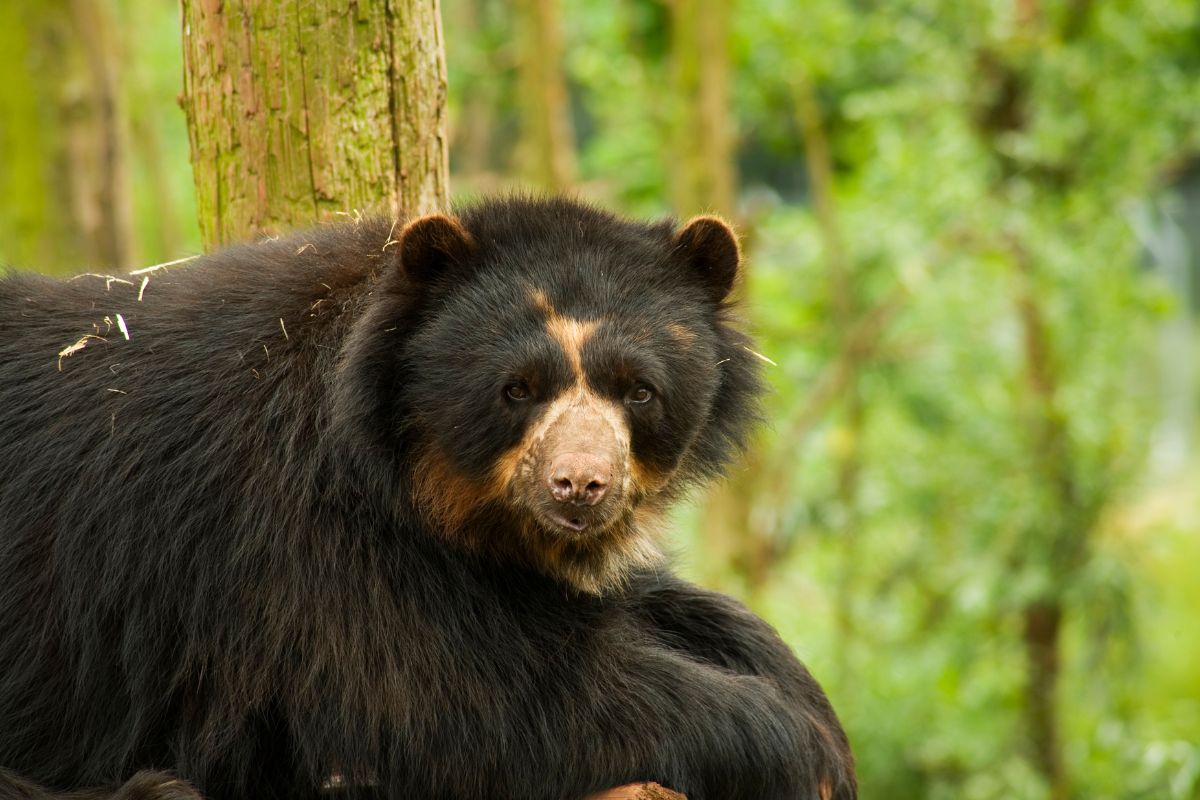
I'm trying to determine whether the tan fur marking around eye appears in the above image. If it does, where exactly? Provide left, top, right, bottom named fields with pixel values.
left=666, top=322, right=697, bottom=349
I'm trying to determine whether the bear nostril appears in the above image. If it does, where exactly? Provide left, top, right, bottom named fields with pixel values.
left=581, top=480, right=607, bottom=506
left=547, top=454, right=612, bottom=508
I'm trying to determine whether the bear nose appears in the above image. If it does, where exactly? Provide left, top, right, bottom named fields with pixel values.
left=547, top=453, right=611, bottom=507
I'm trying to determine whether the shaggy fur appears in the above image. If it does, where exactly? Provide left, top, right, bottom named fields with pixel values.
left=0, top=769, right=200, bottom=800
left=0, top=197, right=855, bottom=799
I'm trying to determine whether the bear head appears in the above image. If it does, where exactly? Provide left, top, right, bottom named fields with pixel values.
left=337, top=197, right=762, bottom=595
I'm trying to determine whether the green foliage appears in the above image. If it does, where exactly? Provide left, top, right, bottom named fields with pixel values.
left=3, top=1, right=1199, bottom=797
left=668, top=2, right=1200, bottom=797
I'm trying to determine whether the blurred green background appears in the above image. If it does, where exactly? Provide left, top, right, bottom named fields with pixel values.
left=1, top=1, right=1198, bottom=798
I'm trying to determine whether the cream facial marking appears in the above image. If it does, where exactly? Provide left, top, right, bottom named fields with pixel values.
left=529, top=288, right=554, bottom=316
left=493, top=383, right=632, bottom=499
left=523, top=287, right=679, bottom=500
left=546, top=318, right=598, bottom=380
left=493, top=380, right=665, bottom=595
left=527, top=288, right=597, bottom=382
left=666, top=322, right=697, bottom=349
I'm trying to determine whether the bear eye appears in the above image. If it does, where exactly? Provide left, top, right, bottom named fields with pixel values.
left=504, top=381, right=531, bottom=402
left=627, top=385, right=655, bottom=405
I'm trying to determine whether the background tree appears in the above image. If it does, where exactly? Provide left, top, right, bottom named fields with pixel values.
left=447, top=0, right=504, bottom=187
left=0, top=0, right=133, bottom=272
left=667, top=0, right=735, bottom=217
left=179, top=0, right=450, bottom=246
left=514, top=0, right=577, bottom=190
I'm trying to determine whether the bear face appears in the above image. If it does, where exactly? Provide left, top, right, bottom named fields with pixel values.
left=347, top=198, right=762, bottom=594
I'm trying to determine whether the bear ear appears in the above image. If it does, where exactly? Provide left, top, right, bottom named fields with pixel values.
left=673, top=215, right=741, bottom=302
left=398, top=213, right=476, bottom=288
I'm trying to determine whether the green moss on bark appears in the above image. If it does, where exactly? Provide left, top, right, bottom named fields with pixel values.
left=180, top=0, right=449, bottom=248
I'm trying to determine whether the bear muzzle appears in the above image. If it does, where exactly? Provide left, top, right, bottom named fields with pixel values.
left=543, top=451, right=618, bottom=532
left=523, top=387, right=630, bottom=535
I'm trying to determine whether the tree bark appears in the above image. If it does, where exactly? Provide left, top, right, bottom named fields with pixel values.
left=179, top=0, right=449, bottom=248
left=0, top=0, right=134, bottom=273
left=449, top=0, right=499, bottom=181
left=667, top=0, right=736, bottom=217
left=69, top=0, right=135, bottom=270
left=1023, top=600, right=1064, bottom=799
left=972, top=4, right=1081, bottom=794
left=515, top=0, right=577, bottom=191
left=1010, top=236, right=1073, bottom=800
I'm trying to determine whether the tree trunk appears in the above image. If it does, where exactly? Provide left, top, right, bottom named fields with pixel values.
left=0, top=0, right=133, bottom=273
left=1010, top=236, right=1073, bottom=800
left=69, top=0, right=135, bottom=270
left=671, top=0, right=756, bottom=600
left=794, top=74, right=863, bottom=668
left=667, top=0, right=735, bottom=217
left=973, top=3, right=1080, bottom=792
left=179, top=0, right=449, bottom=248
left=449, top=0, right=498, bottom=181
left=515, top=0, right=576, bottom=191
left=1023, top=600, right=1065, bottom=800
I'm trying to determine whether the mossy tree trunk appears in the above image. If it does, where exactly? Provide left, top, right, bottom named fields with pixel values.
left=664, top=0, right=767, bottom=600
left=450, top=0, right=498, bottom=180
left=794, top=74, right=865, bottom=671
left=666, top=0, right=759, bottom=601
left=0, top=0, right=133, bottom=273
left=668, top=0, right=735, bottom=217
left=971, top=2, right=1107, bottom=794
left=515, top=0, right=577, bottom=191
left=180, top=0, right=449, bottom=248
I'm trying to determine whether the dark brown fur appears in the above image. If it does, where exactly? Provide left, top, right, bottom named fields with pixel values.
left=0, top=198, right=855, bottom=799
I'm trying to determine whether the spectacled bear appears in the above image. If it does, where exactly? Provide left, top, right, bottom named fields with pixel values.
left=0, top=197, right=855, bottom=800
